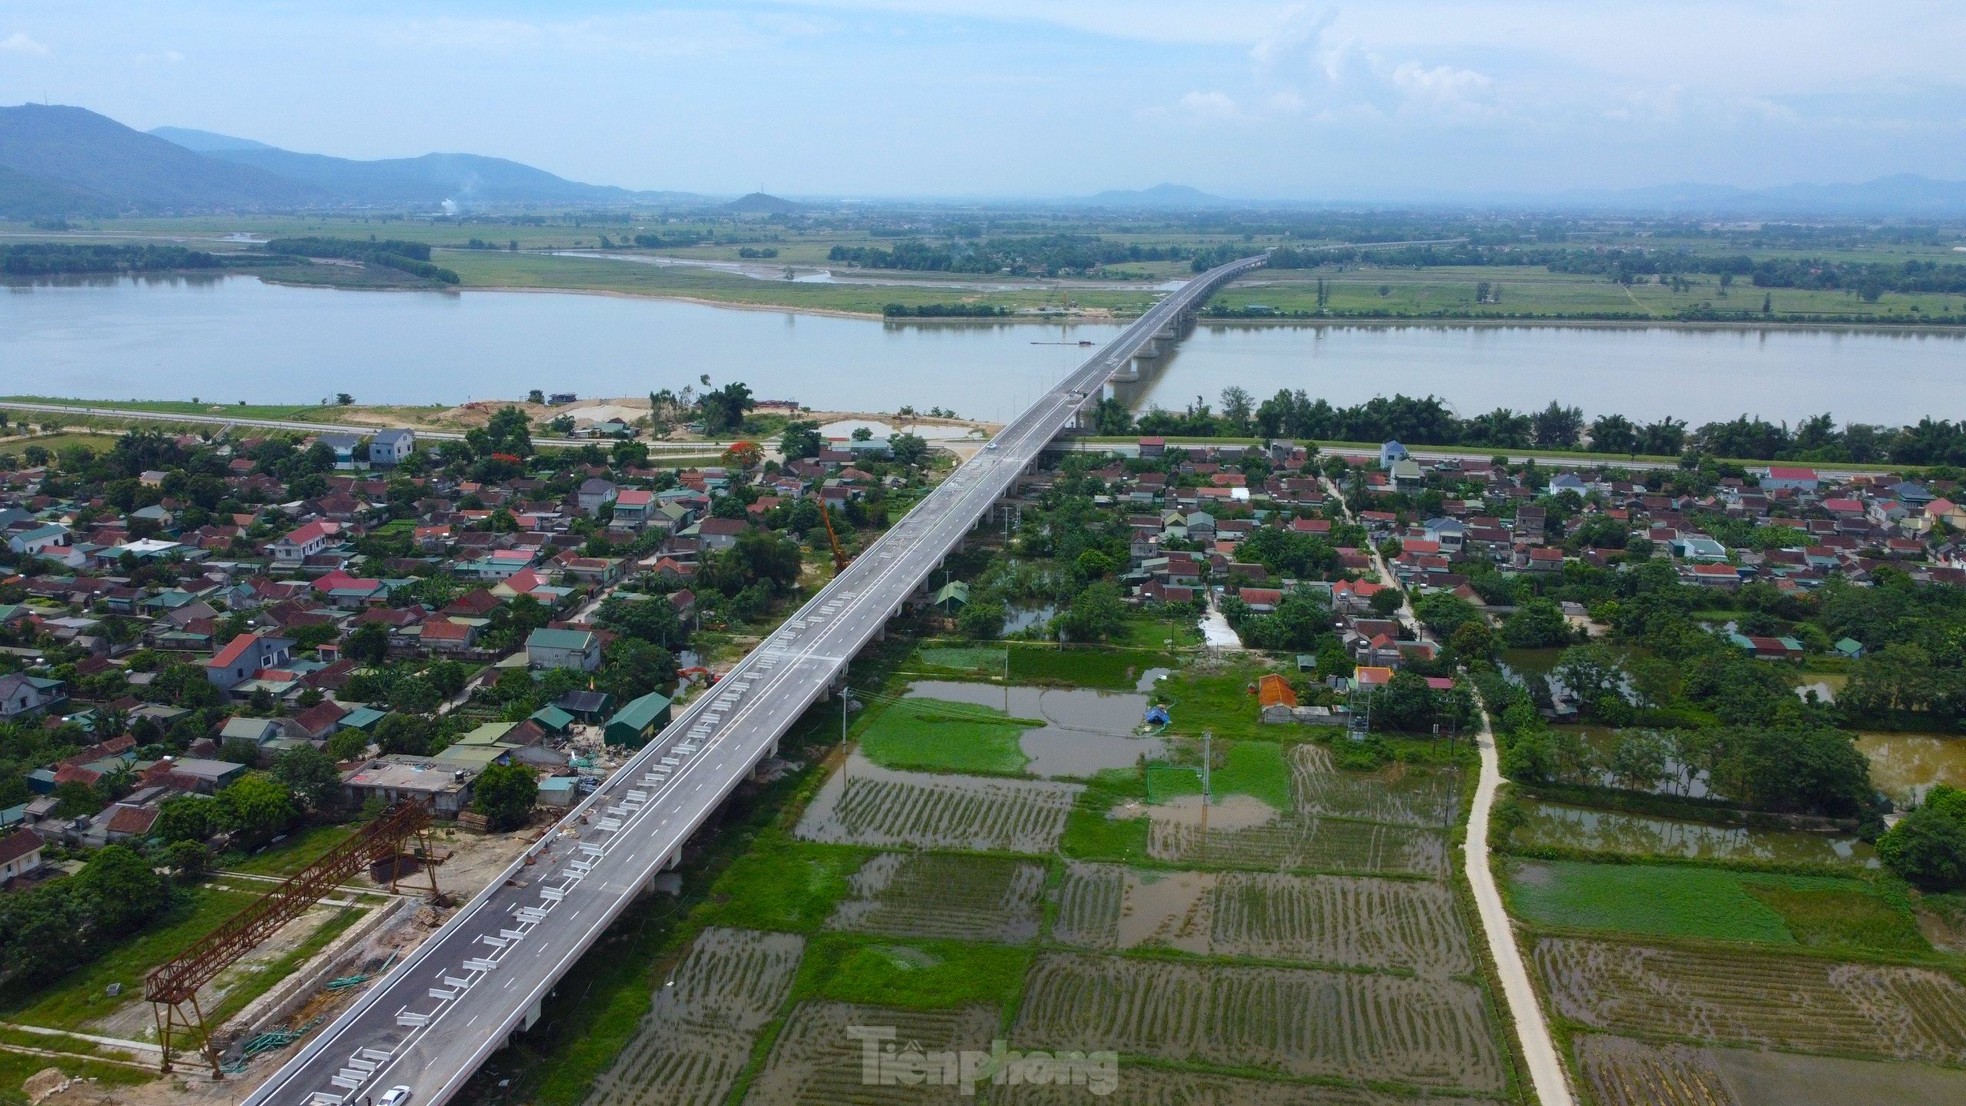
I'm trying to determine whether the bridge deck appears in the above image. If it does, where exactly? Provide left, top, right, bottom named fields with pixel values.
left=243, top=253, right=1265, bottom=1106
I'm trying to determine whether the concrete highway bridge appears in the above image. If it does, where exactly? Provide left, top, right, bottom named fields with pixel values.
left=243, top=252, right=1267, bottom=1106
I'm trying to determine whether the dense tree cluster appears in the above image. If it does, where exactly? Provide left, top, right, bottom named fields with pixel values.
left=0, top=243, right=225, bottom=276
left=264, top=237, right=459, bottom=284
left=0, top=846, right=171, bottom=986
left=831, top=234, right=1196, bottom=276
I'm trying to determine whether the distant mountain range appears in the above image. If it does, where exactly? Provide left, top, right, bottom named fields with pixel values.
left=0, top=104, right=705, bottom=215
left=5, top=103, right=1965, bottom=218
left=1541, top=174, right=1966, bottom=216
left=1077, top=183, right=1232, bottom=209
left=1072, top=178, right=1966, bottom=216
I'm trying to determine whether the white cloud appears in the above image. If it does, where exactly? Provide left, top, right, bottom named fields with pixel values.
left=135, top=49, right=185, bottom=65
left=1, top=31, right=49, bottom=56
left=1176, top=90, right=1245, bottom=122
left=1250, top=4, right=1335, bottom=77
left=1387, top=61, right=1492, bottom=110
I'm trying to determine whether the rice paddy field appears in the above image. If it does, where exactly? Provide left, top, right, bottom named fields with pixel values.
left=590, top=928, right=805, bottom=1106
left=1574, top=1034, right=1966, bottom=1106
left=1503, top=788, right=1966, bottom=1104
left=574, top=644, right=1512, bottom=1106
left=1013, top=952, right=1506, bottom=1090
left=1536, top=936, right=1966, bottom=1062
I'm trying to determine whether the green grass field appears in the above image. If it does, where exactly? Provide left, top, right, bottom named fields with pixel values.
left=0, top=881, right=298, bottom=1032
left=912, top=645, right=1011, bottom=679
left=0, top=1045, right=150, bottom=1090
left=1505, top=860, right=1929, bottom=951
left=441, top=250, right=1156, bottom=317
left=1153, top=666, right=1275, bottom=742
left=792, top=933, right=1030, bottom=1011
left=693, top=832, right=865, bottom=933
left=1060, top=771, right=1153, bottom=863
left=855, top=696, right=1036, bottom=776
left=1220, top=266, right=1966, bottom=322
left=5, top=395, right=359, bottom=420
left=1145, top=738, right=1294, bottom=812
left=223, top=823, right=360, bottom=876
left=1007, top=644, right=1173, bottom=690
left=23, top=216, right=1966, bottom=324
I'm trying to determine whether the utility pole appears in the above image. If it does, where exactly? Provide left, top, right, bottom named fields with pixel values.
left=840, top=682, right=855, bottom=752
left=1200, top=729, right=1212, bottom=837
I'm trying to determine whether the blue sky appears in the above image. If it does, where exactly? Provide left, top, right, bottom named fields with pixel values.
left=1, top=1, right=1962, bottom=198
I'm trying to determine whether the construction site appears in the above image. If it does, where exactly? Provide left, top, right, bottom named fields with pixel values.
left=3, top=810, right=540, bottom=1106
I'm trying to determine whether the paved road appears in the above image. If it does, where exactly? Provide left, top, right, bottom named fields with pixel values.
left=1465, top=702, right=1575, bottom=1106
left=0, top=400, right=730, bottom=453
left=240, top=253, right=1268, bottom=1106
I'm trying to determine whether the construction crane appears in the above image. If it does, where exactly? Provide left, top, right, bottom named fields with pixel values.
left=145, top=804, right=440, bottom=1074
left=819, top=500, right=850, bottom=573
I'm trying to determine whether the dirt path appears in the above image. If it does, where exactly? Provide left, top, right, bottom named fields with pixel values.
left=1465, top=703, right=1575, bottom=1106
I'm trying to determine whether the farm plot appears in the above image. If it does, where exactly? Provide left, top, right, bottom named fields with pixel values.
left=1012, top=952, right=1506, bottom=1092
left=1051, top=864, right=1473, bottom=976
left=1536, top=936, right=1966, bottom=1063
left=1148, top=808, right=1448, bottom=877
left=826, top=852, right=1046, bottom=943
left=796, top=755, right=1081, bottom=854
left=1291, top=745, right=1458, bottom=827
left=1211, top=871, right=1474, bottom=976
left=1050, top=862, right=1212, bottom=953
left=995, top=1066, right=1500, bottom=1106
left=1576, top=1035, right=1738, bottom=1106
left=1575, top=1033, right=1966, bottom=1106
left=743, top=1000, right=1000, bottom=1106
left=590, top=928, right=804, bottom=1106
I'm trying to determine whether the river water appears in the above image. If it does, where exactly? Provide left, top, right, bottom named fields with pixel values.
left=5, top=274, right=1964, bottom=426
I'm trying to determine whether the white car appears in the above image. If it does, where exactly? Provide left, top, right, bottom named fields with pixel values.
left=985, top=442, right=998, bottom=450
left=379, top=1087, right=413, bottom=1106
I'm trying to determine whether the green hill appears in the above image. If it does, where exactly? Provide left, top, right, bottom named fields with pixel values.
left=0, top=104, right=320, bottom=214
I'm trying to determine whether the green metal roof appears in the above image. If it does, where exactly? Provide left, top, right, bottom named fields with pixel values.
left=458, top=722, right=518, bottom=746
left=526, top=628, right=596, bottom=651
left=609, top=691, right=673, bottom=733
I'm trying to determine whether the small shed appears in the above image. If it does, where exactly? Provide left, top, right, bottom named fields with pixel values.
left=932, top=581, right=970, bottom=612
left=605, top=691, right=674, bottom=748
left=555, top=689, right=614, bottom=722
left=537, top=775, right=580, bottom=809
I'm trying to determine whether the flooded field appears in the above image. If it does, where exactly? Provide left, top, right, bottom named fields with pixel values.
left=1147, top=806, right=1450, bottom=877
left=745, top=1000, right=1000, bottom=1106
left=827, top=852, right=1045, bottom=943
left=580, top=645, right=1510, bottom=1106
left=1535, top=936, right=1966, bottom=1062
left=1051, top=863, right=1473, bottom=976
left=1292, top=744, right=1458, bottom=826
left=1013, top=952, right=1506, bottom=1091
left=796, top=754, right=1081, bottom=853
left=1512, top=798, right=1877, bottom=866
left=1856, top=730, right=1966, bottom=804
left=997, top=1067, right=1500, bottom=1105
left=905, top=680, right=1161, bottom=777
left=590, top=927, right=804, bottom=1106
left=1576, top=1033, right=1966, bottom=1106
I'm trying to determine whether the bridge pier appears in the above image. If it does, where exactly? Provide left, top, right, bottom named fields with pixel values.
left=521, top=999, right=542, bottom=1032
